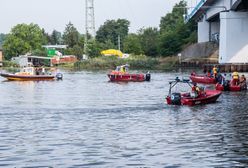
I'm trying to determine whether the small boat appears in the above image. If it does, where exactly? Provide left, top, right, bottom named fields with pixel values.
left=166, top=78, right=222, bottom=106
left=0, top=67, right=62, bottom=81
left=190, top=72, right=216, bottom=84
left=215, top=80, right=247, bottom=92
left=107, top=64, right=151, bottom=82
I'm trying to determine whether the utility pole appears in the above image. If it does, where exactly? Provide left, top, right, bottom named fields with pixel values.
left=118, top=35, right=121, bottom=51
left=84, top=0, right=96, bottom=57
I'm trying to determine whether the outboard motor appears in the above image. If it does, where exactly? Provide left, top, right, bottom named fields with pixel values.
left=56, top=73, right=63, bottom=80
left=171, top=93, right=181, bottom=105
left=223, top=80, right=230, bottom=91
left=145, top=72, right=151, bottom=81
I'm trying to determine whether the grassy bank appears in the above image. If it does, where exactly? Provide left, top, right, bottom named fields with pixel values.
left=73, top=55, right=179, bottom=71
left=1, top=56, right=179, bottom=71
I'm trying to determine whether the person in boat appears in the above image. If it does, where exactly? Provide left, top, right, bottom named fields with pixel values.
left=231, top=70, right=239, bottom=86
left=239, top=74, right=247, bottom=90
left=212, top=65, right=218, bottom=78
left=41, top=66, right=45, bottom=75
left=207, top=70, right=211, bottom=77
left=192, top=83, right=200, bottom=98
left=216, top=73, right=224, bottom=84
left=120, top=66, right=125, bottom=73
left=191, top=71, right=196, bottom=76
left=119, top=64, right=129, bottom=73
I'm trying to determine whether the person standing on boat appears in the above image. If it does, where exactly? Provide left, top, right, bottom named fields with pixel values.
left=41, top=66, right=45, bottom=75
left=239, top=74, right=247, bottom=90
left=192, top=83, right=200, bottom=98
left=212, top=65, right=218, bottom=78
left=232, top=70, right=239, bottom=86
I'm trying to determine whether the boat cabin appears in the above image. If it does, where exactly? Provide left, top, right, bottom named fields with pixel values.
left=115, top=64, right=129, bottom=73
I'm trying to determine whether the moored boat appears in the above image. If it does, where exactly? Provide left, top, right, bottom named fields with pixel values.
left=215, top=80, right=247, bottom=92
left=190, top=72, right=216, bottom=84
left=107, top=64, right=150, bottom=82
left=166, top=78, right=221, bottom=106
left=0, top=67, right=62, bottom=81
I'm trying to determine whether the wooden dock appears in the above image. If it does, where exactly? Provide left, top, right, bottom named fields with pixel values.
left=204, top=64, right=248, bottom=73
left=178, top=61, right=248, bottom=72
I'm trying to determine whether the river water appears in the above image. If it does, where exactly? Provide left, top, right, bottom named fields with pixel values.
left=0, top=70, right=248, bottom=168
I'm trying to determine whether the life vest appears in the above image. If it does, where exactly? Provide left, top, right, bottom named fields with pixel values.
left=232, top=72, right=239, bottom=80
left=213, top=67, right=217, bottom=74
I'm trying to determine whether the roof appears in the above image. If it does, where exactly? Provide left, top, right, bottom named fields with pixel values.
left=17, top=55, right=53, bottom=60
left=42, top=45, right=67, bottom=49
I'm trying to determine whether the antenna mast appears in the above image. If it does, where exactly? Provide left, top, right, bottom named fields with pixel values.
left=84, top=0, right=96, bottom=56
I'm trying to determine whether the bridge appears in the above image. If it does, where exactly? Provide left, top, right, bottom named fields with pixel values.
left=186, top=0, right=248, bottom=63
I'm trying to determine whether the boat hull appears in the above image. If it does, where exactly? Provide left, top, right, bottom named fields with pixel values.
left=216, top=83, right=246, bottom=92
left=190, top=74, right=216, bottom=84
left=166, top=90, right=221, bottom=106
left=0, top=73, right=55, bottom=81
left=107, top=73, right=148, bottom=82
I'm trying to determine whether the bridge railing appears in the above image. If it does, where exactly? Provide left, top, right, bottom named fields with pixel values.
left=185, top=0, right=207, bottom=22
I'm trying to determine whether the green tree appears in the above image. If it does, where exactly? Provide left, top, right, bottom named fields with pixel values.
left=96, top=19, right=130, bottom=50
left=63, top=22, right=80, bottom=48
left=139, top=28, right=159, bottom=56
left=0, top=33, right=7, bottom=46
left=50, top=30, right=62, bottom=45
left=123, top=34, right=143, bottom=55
left=87, top=40, right=102, bottom=58
left=160, top=1, right=186, bottom=33
left=41, top=28, right=49, bottom=45
left=159, top=0, right=197, bottom=56
left=3, top=23, right=45, bottom=60
left=159, top=31, right=181, bottom=56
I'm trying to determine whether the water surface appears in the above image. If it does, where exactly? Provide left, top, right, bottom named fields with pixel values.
left=0, top=70, right=248, bottom=167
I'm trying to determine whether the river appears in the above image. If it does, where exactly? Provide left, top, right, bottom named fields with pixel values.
left=0, top=70, right=248, bottom=167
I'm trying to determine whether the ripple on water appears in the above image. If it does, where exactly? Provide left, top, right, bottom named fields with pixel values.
left=0, top=72, right=248, bottom=167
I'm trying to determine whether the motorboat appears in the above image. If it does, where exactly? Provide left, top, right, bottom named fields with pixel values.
left=216, top=80, right=247, bottom=92
left=0, top=67, right=62, bottom=81
left=107, top=64, right=150, bottom=82
left=166, top=78, right=222, bottom=106
left=190, top=72, right=216, bottom=84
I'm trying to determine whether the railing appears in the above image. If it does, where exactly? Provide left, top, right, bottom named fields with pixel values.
left=185, top=0, right=207, bottom=22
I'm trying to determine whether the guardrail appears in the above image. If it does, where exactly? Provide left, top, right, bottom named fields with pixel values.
left=185, top=0, right=207, bottom=22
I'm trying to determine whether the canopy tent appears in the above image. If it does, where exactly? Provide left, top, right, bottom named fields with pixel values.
left=101, top=49, right=123, bottom=57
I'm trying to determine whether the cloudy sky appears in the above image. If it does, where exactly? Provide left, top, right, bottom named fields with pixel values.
left=0, top=0, right=187, bottom=34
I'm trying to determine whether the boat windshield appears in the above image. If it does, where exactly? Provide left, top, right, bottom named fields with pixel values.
left=115, top=64, right=129, bottom=72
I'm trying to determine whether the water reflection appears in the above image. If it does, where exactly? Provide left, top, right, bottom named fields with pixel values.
left=0, top=71, right=248, bottom=167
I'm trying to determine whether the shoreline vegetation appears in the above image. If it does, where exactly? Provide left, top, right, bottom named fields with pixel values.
left=1, top=55, right=180, bottom=71
left=69, top=55, right=179, bottom=71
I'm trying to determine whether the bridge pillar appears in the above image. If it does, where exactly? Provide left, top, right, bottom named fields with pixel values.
left=219, top=11, right=248, bottom=63
left=198, top=16, right=220, bottom=43
left=198, top=18, right=210, bottom=43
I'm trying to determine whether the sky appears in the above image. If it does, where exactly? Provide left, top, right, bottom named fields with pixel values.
left=0, top=0, right=185, bottom=34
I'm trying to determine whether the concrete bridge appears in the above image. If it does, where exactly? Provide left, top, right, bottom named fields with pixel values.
left=186, top=0, right=248, bottom=63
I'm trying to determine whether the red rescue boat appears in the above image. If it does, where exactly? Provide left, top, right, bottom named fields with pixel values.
left=107, top=65, right=151, bottom=82
left=166, top=78, right=221, bottom=106
left=215, top=80, right=247, bottom=92
left=190, top=72, right=216, bottom=84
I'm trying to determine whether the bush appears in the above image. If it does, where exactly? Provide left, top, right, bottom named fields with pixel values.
left=74, top=55, right=161, bottom=70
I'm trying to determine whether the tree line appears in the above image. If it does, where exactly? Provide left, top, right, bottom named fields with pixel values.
left=0, top=0, right=196, bottom=60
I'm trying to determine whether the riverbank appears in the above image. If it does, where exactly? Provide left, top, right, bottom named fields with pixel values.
left=72, top=55, right=179, bottom=71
